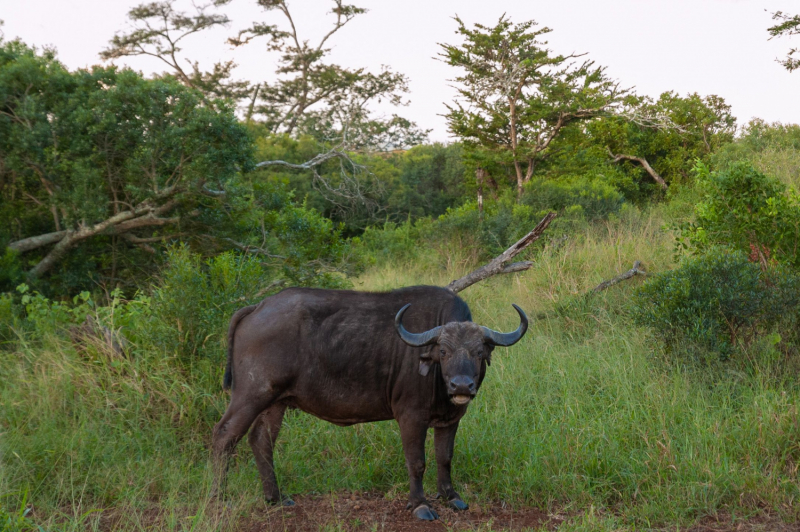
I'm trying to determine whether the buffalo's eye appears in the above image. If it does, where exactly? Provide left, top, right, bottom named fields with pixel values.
left=440, top=349, right=447, bottom=357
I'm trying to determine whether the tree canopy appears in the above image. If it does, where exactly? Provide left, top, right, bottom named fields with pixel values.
left=0, top=41, right=354, bottom=295
left=440, top=15, right=625, bottom=196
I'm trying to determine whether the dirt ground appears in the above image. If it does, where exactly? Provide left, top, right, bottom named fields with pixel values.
left=234, top=493, right=800, bottom=532
left=240, top=492, right=557, bottom=531
left=91, top=492, right=800, bottom=531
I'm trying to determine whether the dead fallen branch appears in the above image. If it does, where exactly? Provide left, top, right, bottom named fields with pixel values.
left=446, top=212, right=557, bottom=293
left=592, top=261, right=646, bottom=293
left=607, top=149, right=667, bottom=190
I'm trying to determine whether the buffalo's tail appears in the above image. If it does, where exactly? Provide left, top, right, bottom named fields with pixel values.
left=223, top=305, right=257, bottom=390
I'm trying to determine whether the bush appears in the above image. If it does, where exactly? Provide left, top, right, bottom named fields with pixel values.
left=521, top=177, right=625, bottom=221
left=677, top=162, right=800, bottom=269
left=633, top=248, right=800, bottom=359
left=712, top=119, right=800, bottom=191
left=144, top=247, right=273, bottom=361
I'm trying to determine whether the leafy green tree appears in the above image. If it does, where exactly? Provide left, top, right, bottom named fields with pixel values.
left=634, top=248, right=799, bottom=359
left=440, top=15, right=625, bottom=197
left=384, top=143, right=467, bottom=220
left=0, top=41, right=357, bottom=295
left=769, top=11, right=800, bottom=72
left=589, top=92, right=736, bottom=188
left=0, top=41, right=251, bottom=281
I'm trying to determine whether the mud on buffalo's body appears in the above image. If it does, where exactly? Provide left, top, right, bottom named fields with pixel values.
left=212, top=285, right=527, bottom=521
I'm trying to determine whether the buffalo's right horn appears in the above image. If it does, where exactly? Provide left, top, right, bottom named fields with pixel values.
left=395, top=304, right=442, bottom=347
left=481, top=304, right=528, bottom=346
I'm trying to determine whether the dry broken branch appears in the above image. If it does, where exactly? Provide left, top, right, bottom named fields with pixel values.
left=254, top=148, right=351, bottom=170
left=446, top=212, right=556, bottom=293
left=592, top=261, right=646, bottom=293
left=608, top=149, right=667, bottom=189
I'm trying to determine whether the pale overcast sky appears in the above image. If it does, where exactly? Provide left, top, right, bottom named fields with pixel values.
left=2, top=0, right=798, bottom=141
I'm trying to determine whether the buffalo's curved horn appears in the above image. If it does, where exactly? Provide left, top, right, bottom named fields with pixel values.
left=395, top=304, right=442, bottom=347
left=481, top=304, right=529, bottom=346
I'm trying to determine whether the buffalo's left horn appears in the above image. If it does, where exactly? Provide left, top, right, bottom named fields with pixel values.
left=481, top=304, right=528, bottom=346
left=395, top=304, right=443, bottom=347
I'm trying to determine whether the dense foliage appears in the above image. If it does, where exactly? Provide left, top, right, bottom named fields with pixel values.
left=0, top=41, right=356, bottom=296
left=634, top=249, right=800, bottom=359
left=678, top=162, right=800, bottom=268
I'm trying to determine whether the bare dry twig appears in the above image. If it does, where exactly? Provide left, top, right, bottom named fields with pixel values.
left=446, top=212, right=557, bottom=293
left=592, top=261, right=646, bottom=293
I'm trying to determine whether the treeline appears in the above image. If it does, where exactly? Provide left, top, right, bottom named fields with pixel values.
left=1, top=1, right=800, bottom=362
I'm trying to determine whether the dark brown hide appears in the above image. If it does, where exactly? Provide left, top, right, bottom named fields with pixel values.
left=212, top=285, right=526, bottom=520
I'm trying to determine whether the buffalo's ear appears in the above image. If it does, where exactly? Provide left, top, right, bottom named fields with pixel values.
left=419, top=347, right=439, bottom=376
left=419, top=359, right=433, bottom=376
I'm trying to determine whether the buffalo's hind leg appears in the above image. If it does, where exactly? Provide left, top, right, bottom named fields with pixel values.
left=435, top=422, right=468, bottom=511
left=249, top=402, right=293, bottom=506
left=398, top=416, right=438, bottom=521
left=211, top=396, right=272, bottom=500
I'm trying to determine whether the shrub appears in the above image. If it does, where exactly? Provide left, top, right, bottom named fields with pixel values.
left=633, top=248, right=800, bottom=360
left=145, top=247, right=273, bottom=361
left=677, top=162, right=800, bottom=269
left=712, top=119, right=800, bottom=191
left=521, top=177, right=625, bottom=221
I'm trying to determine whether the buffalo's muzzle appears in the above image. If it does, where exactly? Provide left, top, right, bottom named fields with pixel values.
left=448, top=375, right=476, bottom=405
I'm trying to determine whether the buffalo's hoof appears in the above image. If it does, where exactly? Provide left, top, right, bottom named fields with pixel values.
left=412, top=504, right=439, bottom=521
left=447, top=498, right=469, bottom=511
left=267, top=496, right=295, bottom=507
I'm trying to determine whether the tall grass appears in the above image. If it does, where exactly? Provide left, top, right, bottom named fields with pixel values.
left=2, top=206, right=800, bottom=530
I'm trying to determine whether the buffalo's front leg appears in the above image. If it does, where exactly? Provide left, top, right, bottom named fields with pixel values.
left=435, top=422, right=468, bottom=511
left=249, top=403, right=293, bottom=506
left=398, top=417, right=438, bottom=521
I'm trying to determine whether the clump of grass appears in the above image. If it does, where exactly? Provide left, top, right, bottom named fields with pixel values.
left=2, top=205, right=800, bottom=530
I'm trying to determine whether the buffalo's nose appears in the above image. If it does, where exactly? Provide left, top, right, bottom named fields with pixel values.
left=448, top=375, right=476, bottom=395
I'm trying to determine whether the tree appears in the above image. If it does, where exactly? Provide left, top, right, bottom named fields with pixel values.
left=102, top=0, right=428, bottom=226
left=0, top=41, right=252, bottom=284
left=768, top=11, right=800, bottom=72
left=440, top=15, right=625, bottom=197
left=1, top=42, right=358, bottom=296
left=229, top=0, right=427, bottom=150
left=590, top=92, right=736, bottom=189
left=101, top=0, right=252, bottom=105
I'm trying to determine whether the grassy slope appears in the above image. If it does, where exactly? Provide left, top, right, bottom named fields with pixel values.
left=2, top=206, right=800, bottom=531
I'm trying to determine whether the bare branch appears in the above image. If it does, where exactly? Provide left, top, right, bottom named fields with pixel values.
left=446, top=212, right=556, bottom=293
left=592, top=261, right=646, bottom=292
left=217, top=237, right=286, bottom=260
left=24, top=188, right=182, bottom=278
left=7, top=230, right=68, bottom=253
left=255, top=147, right=350, bottom=169
left=608, top=149, right=668, bottom=189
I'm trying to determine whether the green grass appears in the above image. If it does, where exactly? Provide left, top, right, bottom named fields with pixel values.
left=2, top=206, right=800, bottom=530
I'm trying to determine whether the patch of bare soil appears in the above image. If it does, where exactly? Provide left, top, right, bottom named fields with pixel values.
left=242, top=492, right=557, bottom=531
left=682, top=514, right=800, bottom=532
left=90, top=495, right=800, bottom=532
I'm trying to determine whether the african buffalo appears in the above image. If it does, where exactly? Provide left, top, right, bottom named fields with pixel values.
left=212, top=285, right=527, bottom=520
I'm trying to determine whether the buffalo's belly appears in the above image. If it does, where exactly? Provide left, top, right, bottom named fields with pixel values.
left=284, top=395, right=394, bottom=426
